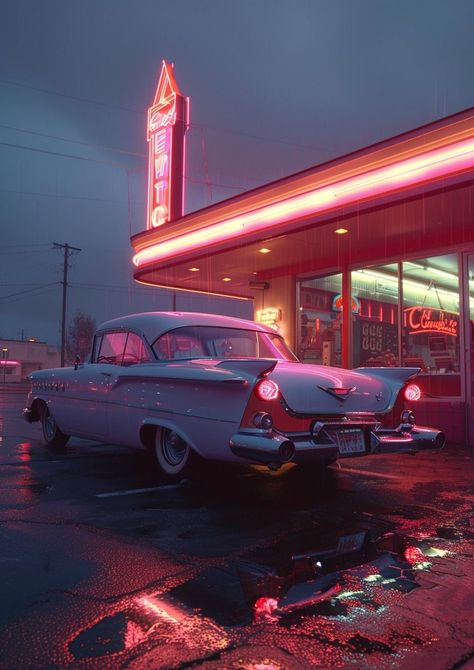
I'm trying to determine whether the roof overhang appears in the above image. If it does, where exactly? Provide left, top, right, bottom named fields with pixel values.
left=131, top=108, right=474, bottom=297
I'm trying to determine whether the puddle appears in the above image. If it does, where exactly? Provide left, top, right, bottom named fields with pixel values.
left=69, top=595, right=229, bottom=660
left=69, top=609, right=150, bottom=659
left=69, top=520, right=465, bottom=659
left=165, top=525, right=434, bottom=629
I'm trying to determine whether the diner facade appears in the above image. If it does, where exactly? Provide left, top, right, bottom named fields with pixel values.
left=131, top=103, right=474, bottom=447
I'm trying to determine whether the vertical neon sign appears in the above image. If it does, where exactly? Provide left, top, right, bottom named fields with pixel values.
left=147, top=61, right=189, bottom=229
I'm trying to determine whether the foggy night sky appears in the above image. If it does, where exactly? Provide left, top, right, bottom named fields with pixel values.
left=1, top=0, right=473, bottom=345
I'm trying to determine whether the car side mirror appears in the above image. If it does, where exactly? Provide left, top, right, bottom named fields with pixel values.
left=74, top=355, right=80, bottom=371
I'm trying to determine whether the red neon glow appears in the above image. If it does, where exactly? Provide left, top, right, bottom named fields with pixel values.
left=146, top=61, right=188, bottom=229
left=255, top=378, right=280, bottom=401
left=404, top=383, right=421, bottom=401
left=134, top=137, right=474, bottom=267
left=404, top=306, right=458, bottom=336
left=404, top=546, right=425, bottom=564
left=253, top=597, right=279, bottom=622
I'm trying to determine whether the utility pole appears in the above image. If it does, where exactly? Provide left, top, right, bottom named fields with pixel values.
left=53, top=243, right=81, bottom=367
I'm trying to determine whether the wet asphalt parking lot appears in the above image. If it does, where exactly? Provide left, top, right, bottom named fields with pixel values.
left=1, top=385, right=474, bottom=670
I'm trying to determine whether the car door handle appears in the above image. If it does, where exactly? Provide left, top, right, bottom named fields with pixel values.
left=100, top=372, right=112, bottom=377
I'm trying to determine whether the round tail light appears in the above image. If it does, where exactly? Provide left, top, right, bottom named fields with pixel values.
left=404, top=383, right=421, bottom=401
left=255, top=378, right=279, bottom=401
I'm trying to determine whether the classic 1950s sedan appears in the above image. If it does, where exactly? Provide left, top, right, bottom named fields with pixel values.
left=24, top=311, right=445, bottom=477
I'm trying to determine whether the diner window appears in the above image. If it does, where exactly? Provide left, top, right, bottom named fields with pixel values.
left=298, top=273, right=343, bottom=366
left=402, top=254, right=460, bottom=396
left=351, top=264, right=399, bottom=368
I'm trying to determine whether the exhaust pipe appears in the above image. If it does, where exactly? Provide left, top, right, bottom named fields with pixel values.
left=408, top=426, right=446, bottom=449
left=230, top=432, right=295, bottom=465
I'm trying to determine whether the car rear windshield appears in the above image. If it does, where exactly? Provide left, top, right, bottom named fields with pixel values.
left=152, top=326, right=298, bottom=361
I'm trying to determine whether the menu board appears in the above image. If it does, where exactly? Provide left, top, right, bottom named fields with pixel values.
left=354, top=319, right=398, bottom=366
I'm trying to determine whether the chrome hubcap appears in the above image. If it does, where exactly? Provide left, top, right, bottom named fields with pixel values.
left=45, top=413, right=56, bottom=440
left=162, top=430, right=187, bottom=466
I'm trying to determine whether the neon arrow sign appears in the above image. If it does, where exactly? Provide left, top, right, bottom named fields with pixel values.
left=146, top=61, right=189, bottom=229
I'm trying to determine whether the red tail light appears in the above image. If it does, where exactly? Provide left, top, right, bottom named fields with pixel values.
left=255, top=378, right=279, bottom=401
left=404, top=383, right=421, bottom=401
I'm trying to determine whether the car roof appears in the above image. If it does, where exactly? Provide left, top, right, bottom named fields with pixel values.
left=96, top=311, right=274, bottom=344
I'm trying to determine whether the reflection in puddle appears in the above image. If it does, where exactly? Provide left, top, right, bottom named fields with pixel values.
left=69, top=595, right=229, bottom=660
left=69, top=523, right=463, bottom=660
left=169, top=526, right=456, bottom=629
left=69, top=610, right=149, bottom=659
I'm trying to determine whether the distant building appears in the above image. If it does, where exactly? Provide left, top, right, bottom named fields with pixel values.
left=0, top=339, right=60, bottom=383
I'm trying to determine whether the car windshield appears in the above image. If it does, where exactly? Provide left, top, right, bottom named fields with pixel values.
left=152, top=326, right=298, bottom=361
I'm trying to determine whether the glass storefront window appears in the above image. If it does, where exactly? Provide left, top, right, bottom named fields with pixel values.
left=301, top=254, right=462, bottom=398
left=298, top=273, right=343, bottom=366
left=402, top=254, right=460, bottom=396
left=351, top=264, right=399, bottom=367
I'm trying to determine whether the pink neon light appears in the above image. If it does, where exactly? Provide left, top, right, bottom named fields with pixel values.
left=0, top=360, right=20, bottom=366
left=146, top=61, right=186, bottom=230
left=134, top=137, right=474, bottom=267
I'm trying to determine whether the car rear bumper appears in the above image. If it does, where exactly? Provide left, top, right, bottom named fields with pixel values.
left=229, top=423, right=445, bottom=466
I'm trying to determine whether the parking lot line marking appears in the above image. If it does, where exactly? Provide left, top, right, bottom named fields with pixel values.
left=96, top=483, right=186, bottom=498
left=329, top=464, right=402, bottom=480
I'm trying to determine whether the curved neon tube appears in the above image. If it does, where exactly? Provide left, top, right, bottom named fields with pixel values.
left=133, top=137, right=474, bottom=268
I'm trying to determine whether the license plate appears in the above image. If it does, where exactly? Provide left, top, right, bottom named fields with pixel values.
left=335, top=429, right=365, bottom=455
left=336, top=531, right=366, bottom=554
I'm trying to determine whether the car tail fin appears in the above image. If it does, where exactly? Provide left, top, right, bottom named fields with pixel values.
left=216, top=359, right=277, bottom=379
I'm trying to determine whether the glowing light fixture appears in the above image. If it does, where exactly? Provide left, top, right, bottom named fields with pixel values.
left=133, top=137, right=474, bottom=268
left=188, top=267, right=200, bottom=272
left=334, top=228, right=348, bottom=234
left=404, top=384, right=421, bottom=401
left=255, top=378, right=279, bottom=401
left=259, top=247, right=271, bottom=253
left=222, top=277, right=232, bottom=282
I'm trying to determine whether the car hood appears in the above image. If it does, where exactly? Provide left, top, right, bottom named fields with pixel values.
left=267, top=362, right=417, bottom=414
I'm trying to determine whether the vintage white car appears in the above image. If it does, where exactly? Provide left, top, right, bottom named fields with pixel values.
left=24, top=311, right=445, bottom=477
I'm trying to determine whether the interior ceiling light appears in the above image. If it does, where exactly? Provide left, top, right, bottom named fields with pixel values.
left=222, top=277, right=232, bottom=282
left=133, top=137, right=474, bottom=268
left=259, top=247, right=271, bottom=253
left=355, top=268, right=465, bottom=302
left=334, top=228, right=348, bottom=235
left=188, top=267, right=200, bottom=272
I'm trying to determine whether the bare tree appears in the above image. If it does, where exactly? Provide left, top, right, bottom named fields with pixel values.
left=66, top=311, right=96, bottom=365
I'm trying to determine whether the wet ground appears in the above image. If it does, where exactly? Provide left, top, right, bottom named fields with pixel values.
left=0, top=385, right=473, bottom=669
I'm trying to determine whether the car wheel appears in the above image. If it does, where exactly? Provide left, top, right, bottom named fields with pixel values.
left=154, top=427, right=193, bottom=477
left=40, top=404, right=69, bottom=449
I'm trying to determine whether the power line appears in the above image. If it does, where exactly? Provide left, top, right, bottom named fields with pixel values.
left=0, top=141, right=143, bottom=171
left=0, top=78, right=144, bottom=115
left=0, top=79, right=338, bottom=155
left=189, top=122, right=337, bottom=154
left=0, top=186, right=144, bottom=206
left=70, top=281, right=172, bottom=295
left=0, top=282, right=60, bottom=302
left=0, top=122, right=147, bottom=159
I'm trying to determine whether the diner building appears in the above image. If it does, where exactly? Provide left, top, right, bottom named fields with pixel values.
left=131, top=94, right=474, bottom=446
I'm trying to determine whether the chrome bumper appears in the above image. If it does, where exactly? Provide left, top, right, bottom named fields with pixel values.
left=229, top=422, right=445, bottom=466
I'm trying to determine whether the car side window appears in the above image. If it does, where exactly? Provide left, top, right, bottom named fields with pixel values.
left=96, top=332, right=128, bottom=365
left=123, top=332, right=152, bottom=365
left=154, top=331, right=205, bottom=360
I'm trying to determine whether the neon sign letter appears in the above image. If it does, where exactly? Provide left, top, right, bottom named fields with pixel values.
left=404, top=306, right=458, bottom=336
left=147, top=61, right=188, bottom=229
